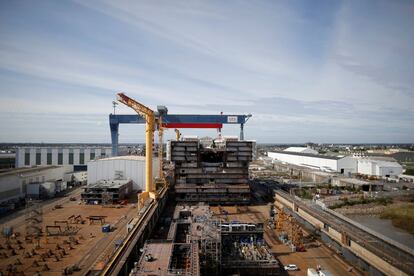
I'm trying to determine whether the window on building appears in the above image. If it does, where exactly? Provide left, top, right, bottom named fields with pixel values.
left=69, top=153, right=74, bottom=164
left=25, top=153, right=30, bottom=166
left=79, top=153, right=85, bottom=164
left=90, top=152, right=95, bottom=160
left=58, top=153, right=63, bottom=165
left=36, top=153, right=41, bottom=165
left=47, top=153, right=52, bottom=165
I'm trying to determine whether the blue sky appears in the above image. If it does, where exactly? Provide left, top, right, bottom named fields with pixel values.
left=0, top=0, right=413, bottom=143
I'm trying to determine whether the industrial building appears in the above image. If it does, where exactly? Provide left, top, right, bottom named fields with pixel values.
left=87, top=156, right=159, bottom=190
left=268, top=150, right=357, bottom=174
left=331, top=177, right=383, bottom=191
left=0, top=152, right=15, bottom=170
left=15, top=146, right=112, bottom=168
left=268, top=149, right=403, bottom=178
left=81, top=179, right=132, bottom=204
left=357, top=158, right=403, bottom=178
left=0, top=166, right=67, bottom=205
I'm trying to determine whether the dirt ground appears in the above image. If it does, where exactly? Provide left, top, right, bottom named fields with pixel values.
left=0, top=188, right=138, bottom=275
left=211, top=204, right=363, bottom=276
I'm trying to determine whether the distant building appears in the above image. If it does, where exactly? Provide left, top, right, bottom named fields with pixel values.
left=331, top=177, right=383, bottom=191
left=268, top=150, right=403, bottom=179
left=15, top=147, right=112, bottom=168
left=0, top=153, right=15, bottom=170
left=87, top=156, right=159, bottom=190
left=357, top=158, right=403, bottom=178
left=267, top=151, right=357, bottom=174
left=81, top=179, right=132, bottom=204
left=0, top=166, right=67, bottom=205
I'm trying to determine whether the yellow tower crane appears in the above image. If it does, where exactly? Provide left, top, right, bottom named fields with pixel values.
left=117, top=93, right=158, bottom=208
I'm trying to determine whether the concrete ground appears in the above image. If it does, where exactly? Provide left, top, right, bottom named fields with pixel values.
left=0, top=188, right=138, bottom=275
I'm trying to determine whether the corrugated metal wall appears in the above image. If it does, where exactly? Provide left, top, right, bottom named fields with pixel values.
left=87, top=158, right=159, bottom=190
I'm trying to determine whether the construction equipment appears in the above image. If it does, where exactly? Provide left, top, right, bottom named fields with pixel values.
left=87, top=215, right=107, bottom=225
left=46, top=226, right=62, bottom=236
left=117, top=93, right=158, bottom=208
left=156, top=112, right=165, bottom=180
left=275, top=206, right=285, bottom=233
left=174, top=128, right=181, bottom=141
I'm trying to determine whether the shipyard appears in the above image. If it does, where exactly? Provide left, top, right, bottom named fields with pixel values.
left=0, top=93, right=413, bottom=276
left=1, top=1, right=414, bottom=276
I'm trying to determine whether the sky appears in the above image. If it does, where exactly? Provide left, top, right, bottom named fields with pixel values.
left=0, top=0, right=413, bottom=144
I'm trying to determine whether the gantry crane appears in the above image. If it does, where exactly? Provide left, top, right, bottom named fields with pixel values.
left=115, top=92, right=251, bottom=209
left=117, top=93, right=159, bottom=207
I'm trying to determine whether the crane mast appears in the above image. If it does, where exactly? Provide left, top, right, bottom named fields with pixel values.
left=174, top=128, right=181, bottom=141
left=157, top=116, right=164, bottom=179
left=117, top=93, right=155, bottom=196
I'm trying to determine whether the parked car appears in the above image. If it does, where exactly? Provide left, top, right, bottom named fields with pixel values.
left=284, top=264, right=299, bottom=271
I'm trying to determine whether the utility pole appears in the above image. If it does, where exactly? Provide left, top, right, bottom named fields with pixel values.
left=112, top=101, right=118, bottom=114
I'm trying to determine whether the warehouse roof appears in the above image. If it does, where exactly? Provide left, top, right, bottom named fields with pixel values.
left=358, top=158, right=402, bottom=168
left=0, top=166, right=61, bottom=177
left=87, top=179, right=131, bottom=189
left=284, top=147, right=318, bottom=154
left=269, top=150, right=343, bottom=160
left=92, top=155, right=146, bottom=161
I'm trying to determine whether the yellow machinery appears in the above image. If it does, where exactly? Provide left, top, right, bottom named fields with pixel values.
left=275, top=208, right=304, bottom=251
left=174, top=128, right=181, bottom=141
left=275, top=206, right=285, bottom=232
left=117, top=93, right=158, bottom=208
left=155, top=115, right=167, bottom=190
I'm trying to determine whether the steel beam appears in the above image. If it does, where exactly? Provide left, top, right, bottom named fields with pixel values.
left=109, top=113, right=252, bottom=156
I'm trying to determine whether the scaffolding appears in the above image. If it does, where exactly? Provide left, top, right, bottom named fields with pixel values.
left=102, top=190, right=113, bottom=206
left=200, top=219, right=221, bottom=276
left=275, top=207, right=285, bottom=233
left=25, top=199, right=43, bottom=243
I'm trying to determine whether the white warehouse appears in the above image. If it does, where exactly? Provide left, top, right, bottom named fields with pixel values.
left=357, top=158, right=403, bottom=178
left=87, top=156, right=159, bottom=190
left=15, top=147, right=112, bottom=168
left=0, top=166, right=67, bottom=205
left=268, top=150, right=357, bottom=175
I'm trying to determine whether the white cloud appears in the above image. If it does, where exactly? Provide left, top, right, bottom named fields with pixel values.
left=0, top=0, right=413, bottom=143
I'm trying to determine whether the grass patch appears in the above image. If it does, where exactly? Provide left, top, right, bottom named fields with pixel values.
left=331, top=197, right=392, bottom=209
left=380, top=203, right=414, bottom=234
